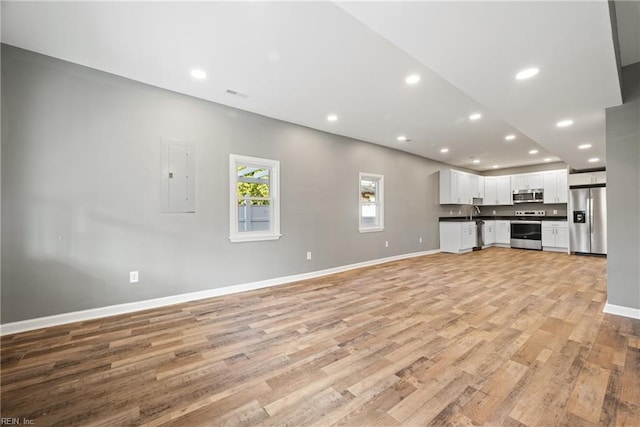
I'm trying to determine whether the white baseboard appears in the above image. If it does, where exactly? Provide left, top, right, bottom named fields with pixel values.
left=542, top=247, right=568, bottom=253
left=0, top=249, right=440, bottom=336
left=603, top=301, right=640, bottom=320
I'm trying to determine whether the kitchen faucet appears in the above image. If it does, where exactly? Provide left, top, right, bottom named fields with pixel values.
left=469, top=205, right=481, bottom=220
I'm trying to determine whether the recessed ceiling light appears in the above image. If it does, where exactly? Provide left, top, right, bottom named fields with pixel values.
left=397, top=136, right=407, bottom=142
left=472, top=159, right=480, bottom=164
left=440, top=148, right=449, bottom=153
left=516, top=67, right=539, bottom=80
left=578, top=143, right=592, bottom=149
left=469, top=113, right=482, bottom=121
left=529, top=149, right=539, bottom=155
left=405, top=74, right=420, bottom=84
left=588, top=157, right=600, bottom=163
left=492, top=165, right=499, bottom=169
left=556, top=119, right=574, bottom=128
left=327, top=114, right=338, bottom=122
left=543, top=158, right=552, bottom=162
left=190, top=69, right=207, bottom=80
left=505, top=134, right=516, bottom=141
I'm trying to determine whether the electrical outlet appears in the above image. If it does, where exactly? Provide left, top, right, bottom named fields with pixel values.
left=493, top=210, right=496, bottom=215
left=419, top=237, right=423, bottom=243
left=306, top=251, right=312, bottom=260
left=458, top=210, right=461, bottom=215
left=553, top=210, right=558, bottom=215
left=129, top=271, right=139, bottom=284
left=385, top=241, right=389, bottom=248
left=449, top=210, right=453, bottom=215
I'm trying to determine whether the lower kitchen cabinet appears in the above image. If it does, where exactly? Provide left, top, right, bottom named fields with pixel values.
left=494, top=220, right=511, bottom=245
left=483, top=221, right=496, bottom=246
left=440, top=222, right=477, bottom=253
left=542, top=221, right=569, bottom=252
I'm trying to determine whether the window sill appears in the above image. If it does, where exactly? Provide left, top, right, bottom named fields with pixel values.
left=359, top=227, right=384, bottom=233
left=229, top=233, right=282, bottom=243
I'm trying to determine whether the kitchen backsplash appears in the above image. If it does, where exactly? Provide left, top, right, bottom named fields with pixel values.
left=479, top=204, right=567, bottom=217
left=438, top=203, right=567, bottom=217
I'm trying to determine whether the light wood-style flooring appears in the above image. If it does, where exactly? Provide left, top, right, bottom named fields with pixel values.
left=2, top=248, right=639, bottom=426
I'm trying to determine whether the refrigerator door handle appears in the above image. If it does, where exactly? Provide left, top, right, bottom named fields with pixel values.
left=589, top=195, right=593, bottom=234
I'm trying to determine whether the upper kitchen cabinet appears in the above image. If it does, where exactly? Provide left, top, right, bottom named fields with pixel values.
left=511, top=172, right=543, bottom=192
left=484, top=176, right=512, bottom=206
left=484, top=177, right=497, bottom=206
left=568, top=171, right=606, bottom=186
left=440, top=169, right=465, bottom=204
left=497, top=176, right=512, bottom=205
left=543, top=169, right=568, bottom=204
left=441, top=169, right=564, bottom=206
left=440, top=169, right=483, bottom=205
left=468, top=174, right=485, bottom=202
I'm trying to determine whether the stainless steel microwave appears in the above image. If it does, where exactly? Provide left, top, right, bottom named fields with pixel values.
left=512, top=189, right=543, bottom=204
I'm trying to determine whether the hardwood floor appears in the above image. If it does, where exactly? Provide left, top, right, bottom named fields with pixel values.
left=2, top=248, right=639, bottom=426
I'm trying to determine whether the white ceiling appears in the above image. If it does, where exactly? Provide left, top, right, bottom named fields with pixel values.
left=1, top=1, right=631, bottom=172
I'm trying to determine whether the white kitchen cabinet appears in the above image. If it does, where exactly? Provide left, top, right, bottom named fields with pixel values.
left=556, top=170, right=568, bottom=203
left=477, top=176, right=486, bottom=200
left=497, top=176, right=512, bottom=205
left=543, top=170, right=568, bottom=204
left=557, top=226, right=569, bottom=249
left=442, top=219, right=512, bottom=251
left=467, top=174, right=484, bottom=202
left=511, top=172, right=543, bottom=192
left=484, top=177, right=497, bottom=206
left=440, top=169, right=464, bottom=204
left=440, top=169, right=483, bottom=205
left=485, top=176, right=513, bottom=205
left=528, top=173, right=543, bottom=189
left=542, top=221, right=569, bottom=251
left=494, top=220, right=511, bottom=245
left=442, top=169, right=559, bottom=206
left=458, top=172, right=472, bottom=205
left=511, top=174, right=527, bottom=192
left=568, top=171, right=606, bottom=186
left=483, top=220, right=496, bottom=246
left=461, top=222, right=476, bottom=250
left=440, top=222, right=477, bottom=253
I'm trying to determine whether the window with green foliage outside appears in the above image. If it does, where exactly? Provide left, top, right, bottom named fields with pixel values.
left=229, top=154, right=281, bottom=242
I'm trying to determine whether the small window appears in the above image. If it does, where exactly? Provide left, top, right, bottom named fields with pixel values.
left=359, top=172, right=384, bottom=233
left=229, top=154, right=281, bottom=242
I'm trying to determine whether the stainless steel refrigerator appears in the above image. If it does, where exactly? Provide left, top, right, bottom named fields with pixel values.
left=569, top=187, right=607, bottom=255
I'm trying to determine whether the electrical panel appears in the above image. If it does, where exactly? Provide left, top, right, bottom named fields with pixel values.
left=160, top=138, right=195, bottom=213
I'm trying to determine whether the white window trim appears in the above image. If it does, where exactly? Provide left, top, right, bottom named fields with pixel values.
left=229, top=154, right=281, bottom=243
left=359, top=172, right=384, bottom=233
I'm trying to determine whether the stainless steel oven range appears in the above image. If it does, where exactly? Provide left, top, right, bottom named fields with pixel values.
left=510, top=210, right=545, bottom=250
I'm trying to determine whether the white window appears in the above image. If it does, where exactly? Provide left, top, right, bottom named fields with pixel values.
left=229, top=154, right=281, bottom=243
left=359, top=172, right=384, bottom=233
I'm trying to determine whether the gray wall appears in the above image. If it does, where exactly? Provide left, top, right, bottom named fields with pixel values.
left=1, top=45, right=451, bottom=323
left=606, top=62, right=640, bottom=310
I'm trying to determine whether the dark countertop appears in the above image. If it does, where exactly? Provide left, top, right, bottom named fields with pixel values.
left=439, top=215, right=568, bottom=222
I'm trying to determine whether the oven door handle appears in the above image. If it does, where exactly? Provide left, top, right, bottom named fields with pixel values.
left=510, top=220, right=542, bottom=224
